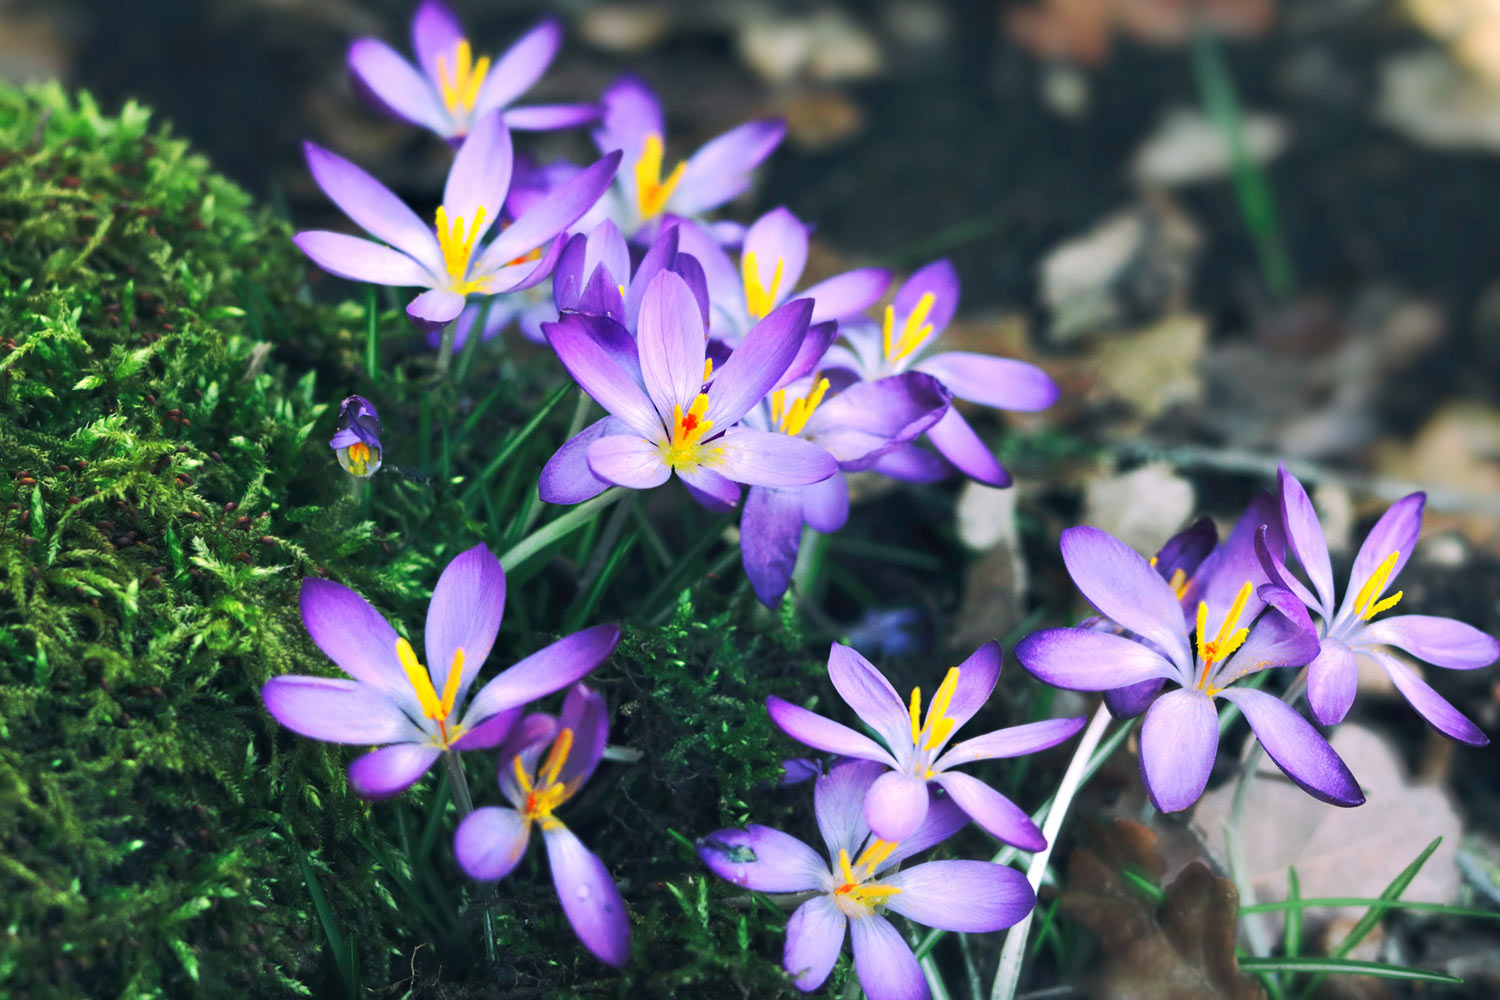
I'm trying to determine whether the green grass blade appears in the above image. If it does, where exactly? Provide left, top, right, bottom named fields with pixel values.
left=291, top=846, right=357, bottom=998
left=1285, top=866, right=1301, bottom=959
left=364, top=285, right=379, bottom=384
left=1244, top=956, right=1460, bottom=985
left=462, top=382, right=572, bottom=504
left=1243, top=897, right=1499, bottom=919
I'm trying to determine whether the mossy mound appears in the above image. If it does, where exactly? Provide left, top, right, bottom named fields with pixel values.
left=0, top=81, right=837, bottom=998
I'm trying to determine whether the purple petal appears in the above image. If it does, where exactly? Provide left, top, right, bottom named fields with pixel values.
left=299, top=578, right=411, bottom=695
left=474, top=17, right=562, bottom=113
left=443, top=110, right=511, bottom=243
left=541, top=823, right=630, bottom=967
left=668, top=245, right=710, bottom=330
left=449, top=706, right=521, bottom=750
left=407, top=288, right=466, bottom=332
left=487, top=235, right=567, bottom=295
left=814, top=760, right=884, bottom=859
left=783, top=897, right=846, bottom=993
left=461, top=624, right=622, bottom=727
left=638, top=270, right=708, bottom=417
left=1156, top=517, right=1218, bottom=585
left=293, top=231, right=434, bottom=288
left=916, top=352, right=1058, bottom=412
left=942, top=640, right=1004, bottom=737
left=1259, top=578, right=1318, bottom=637
left=1341, top=492, right=1426, bottom=619
left=1014, top=627, right=1178, bottom=691
left=937, top=716, right=1087, bottom=768
left=1219, top=687, right=1366, bottom=803
left=895, top=259, right=960, bottom=341
left=1306, top=638, right=1358, bottom=727
left=931, top=770, right=1044, bottom=850
left=1198, top=492, right=1282, bottom=627
left=775, top=320, right=840, bottom=390
left=410, top=0, right=464, bottom=84
left=924, top=407, right=1009, bottom=487
left=1363, top=615, right=1500, bottom=670
left=802, top=474, right=849, bottom=533
left=803, top=268, right=892, bottom=324
left=1103, top=677, right=1165, bottom=718
left=698, top=825, right=828, bottom=892
left=1254, top=524, right=1322, bottom=616
left=476, top=152, right=623, bottom=275
left=742, top=207, right=810, bottom=306
left=848, top=916, right=928, bottom=1000
left=1059, top=525, right=1193, bottom=669
left=593, top=74, right=664, bottom=187
left=705, top=298, right=814, bottom=425
left=582, top=219, right=630, bottom=303
left=557, top=683, right=610, bottom=788
left=809, top=373, right=952, bottom=468
left=1207, top=606, right=1320, bottom=691
left=766, top=696, right=895, bottom=766
left=546, top=318, right=661, bottom=437
left=875, top=794, right=970, bottom=872
left=348, top=743, right=442, bottom=799
left=424, top=544, right=505, bottom=709
left=827, top=642, right=911, bottom=754
left=540, top=416, right=617, bottom=504
left=872, top=443, right=952, bottom=483
left=1139, top=689, right=1219, bottom=813
left=740, top=485, right=803, bottom=607
left=347, top=38, right=448, bottom=135
left=587, top=434, right=670, bottom=489
left=883, top=860, right=1035, bottom=932
left=713, top=427, right=836, bottom=487
left=303, top=142, right=442, bottom=269
left=261, top=676, right=421, bottom=745
left=1370, top=651, right=1490, bottom=745
left=679, top=465, right=742, bottom=512
left=672, top=119, right=786, bottom=216
left=671, top=220, right=740, bottom=322
left=864, top=771, right=930, bottom=842
left=504, top=103, right=601, bottom=131
left=454, top=805, right=531, bottom=880
left=1278, top=465, right=1335, bottom=615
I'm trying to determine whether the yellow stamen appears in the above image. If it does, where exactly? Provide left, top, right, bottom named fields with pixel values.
left=617, top=282, right=627, bottom=300
left=741, top=250, right=785, bottom=320
left=853, top=839, right=898, bottom=874
left=516, top=728, right=575, bottom=829
left=434, top=205, right=492, bottom=295
left=634, top=133, right=686, bottom=220
left=436, top=39, right=491, bottom=115
left=397, top=638, right=444, bottom=720
left=776, top=377, right=830, bottom=436
left=1196, top=581, right=1254, bottom=689
left=907, top=686, right=922, bottom=745
left=921, top=667, right=961, bottom=750
left=439, top=649, right=465, bottom=719
left=1167, top=567, right=1189, bottom=601
left=540, top=728, right=574, bottom=786
left=703, top=357, right=714, bottom=383
left=662, top=392, right=715, bottom=468
left=512, top=754, right=532, bottom=794
left=882, top=292, right=937, bottom=362
left=832, top=846, right=903, bottom=908
left=1353, top=551, right=1402, bottom=620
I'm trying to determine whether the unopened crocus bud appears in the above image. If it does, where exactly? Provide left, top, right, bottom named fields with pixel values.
left=330, top=395, right=382, bottom=478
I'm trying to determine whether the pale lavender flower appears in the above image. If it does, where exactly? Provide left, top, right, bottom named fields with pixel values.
left=768, top=642, right=1086, bottom=844
left=261, top=544, right=620, bottom=798
left=294, top=110, right=619, bottom=333
left=1262, top=464, right=1498, bottom=741
left=349, top=1, right=597, bottom=142
left=454, top=684, right=629, bottom=967
left=330, top=394, right=383, bottom=478
left=699, top=760, right=1035, bottom=1000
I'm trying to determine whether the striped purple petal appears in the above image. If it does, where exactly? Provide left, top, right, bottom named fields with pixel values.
left=542, top=823, right=630, bottom=967
left=424, top=544, right=505, bottom=709
left=348, top=742, right=442, bottom=799
left=882, top=860, right=1034, bottom=932
left=474, top=17, right=563, bottom=115
left=1219, top=686, right=1365, bottom=803
left=698, top=824, right=828, bottom=892
left=454, top=805, right=531, bottom=880
left=1139, top=688, right=1218, bottom=813
left=783, top=897, right=846, bottom=992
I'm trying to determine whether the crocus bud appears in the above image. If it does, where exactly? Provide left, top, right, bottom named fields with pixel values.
left=329, top=395, right=382, bottom=478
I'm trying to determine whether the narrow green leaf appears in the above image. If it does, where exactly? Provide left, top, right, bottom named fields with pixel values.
left=1243, top=956, right=1459, bottom=985
left=1285, top=867, right=1301, bottom=960
left=462, top=382, right=572, bottom=504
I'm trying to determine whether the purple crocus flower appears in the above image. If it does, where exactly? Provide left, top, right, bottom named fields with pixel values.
left=348, top=1, right=597, bottom=142
left=294, top=110, right=620, bottom=333
left=674, top=210, right=891, bottom=344
left=699, top=760, right=1035, bottom=1000
left=1261, top=465, right=1498, bottom=741
left=1015, top=524, right=1363, bottom=813
left=538, top=270, right=837, bottom=510
left=767, top=642, right=1086, bottom=844
left=330, top=394, right=383, bottom=478
left=589, top=75, right=785, bottom=242
left=261, top=544, right=620, bottom=798
left=551, top=219, right=710, bottom=339
left=454, top=684, right=629, bottom=967
left=739, top=372, right=952, bottom=606
left=824, top=259, right=1059, bottom=487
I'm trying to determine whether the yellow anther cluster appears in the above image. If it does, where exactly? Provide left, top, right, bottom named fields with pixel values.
left=1353, top=550, right=1403, bottom=621
left=769, top=377, right=830, bottom=437
left=436, top=39, right=491, bottom=115
left=832, top=840, right=903, bottom=912
left=515, top=727, right=575, bottom=830
left=662, top=393, right=714, bottom=468
left=434, top=205, right=491, bottom=295
left=1195, top=581, right=1253, bottom=690
left=881, top=292, right=937, bottom=362
left=907, top=666, right=961, bottom=756
left=634, top=134, right=686, bottom=220
left=741, top=250, right=784, bottom=320
left=397, top=639, right=466, bottom=745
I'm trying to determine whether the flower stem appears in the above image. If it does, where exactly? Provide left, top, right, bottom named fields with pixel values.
left=989, top=701, right=1113, bottom=1000
left=435, top=320, right=459, bottom=379
left=498, top=488, right=626, bottom=572
left=442, top=749, right=475, bottom=819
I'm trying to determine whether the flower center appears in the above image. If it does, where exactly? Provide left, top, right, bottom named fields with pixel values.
left=906, top=666, right=960, bottom=774
left=634, top=133, right=686, bottom=221
left=434, top=205, right=492, bottom=295
left=1352, top=550, right=1403, bottom=621
left=660, top=392, right=716, bottom=469
left=769, top=377, right=830, bottom=437
left=515, top=727, right=574, bottom=831
left=741, top=250, right=784, bottom=320
left=338, top=440, right=380, bottom=478
left=436, top=39, right=491, bottom=118
left=396, top=639, right=467, bottom=747
left=831, top=841, right=903, bottom=917
left=881, top=291, right=937, bottom=363
left=1195, top=581, right=1253, bottom=692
